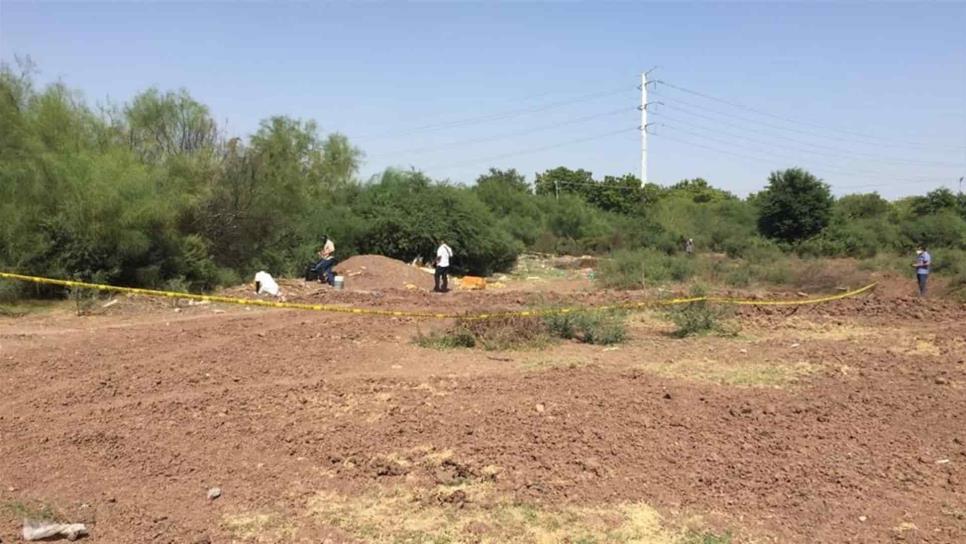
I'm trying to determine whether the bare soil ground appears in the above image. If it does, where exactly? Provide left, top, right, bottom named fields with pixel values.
left=1, top=270, right=964, bottom=543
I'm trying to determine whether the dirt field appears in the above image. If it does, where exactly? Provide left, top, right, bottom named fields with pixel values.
left=1, top=268, right=964, bottom=543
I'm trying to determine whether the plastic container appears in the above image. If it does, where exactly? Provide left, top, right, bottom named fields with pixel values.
left=333, top=275, right=344, bottom=290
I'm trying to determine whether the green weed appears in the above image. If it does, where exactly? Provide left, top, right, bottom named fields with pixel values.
left=664, top=287, right=738, bottom=338
left=544, top=310, right=627, bottom=345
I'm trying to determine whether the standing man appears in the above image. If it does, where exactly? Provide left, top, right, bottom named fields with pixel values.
left=434, top=239, right=453, bottom=293
left=685, top=238, right=694, bottom=257
left=912, top=245, right=931, bottom=297
left=310, top=234, right=336, bottom=286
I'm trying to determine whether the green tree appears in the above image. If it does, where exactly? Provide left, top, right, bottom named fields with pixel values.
left=354, top=169, right=520, bottom=275
left=588, top=174, right=643, bottom=214
left=534, top=166, right=594, bottom=198
left=666, top=178, right=735, bottom=203
left=834, top=192, right=892, bottom=219
left=124, top=88, right=218, bottom=163
left=757, top=168, right=833, bottom=244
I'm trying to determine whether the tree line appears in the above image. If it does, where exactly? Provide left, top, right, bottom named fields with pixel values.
left=2, top=62, right=965, bottom=296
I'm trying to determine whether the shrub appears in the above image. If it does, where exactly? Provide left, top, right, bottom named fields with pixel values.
left=414, top=327, right=477, bottom=349
left=544, top=310, right=627, bottom=345
left=415, top=316, right=549, bottom=351
left=596, top=249, right=695, bottom=289
left=664, top=287, right=738, bottom=338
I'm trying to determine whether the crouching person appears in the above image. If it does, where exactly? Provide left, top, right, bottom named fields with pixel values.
left=254, top=271, right=282, bottom=298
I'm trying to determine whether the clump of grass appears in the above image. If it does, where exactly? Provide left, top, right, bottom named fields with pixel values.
left=416, top=311, right=628, bottom=350
left=415, top=327, right=478, bottom=349
left=462, top=316, right=551, bottom=350
left=664, top=287, right=738, bottom=338
left=544, top=309, right=627, bottom=345
left=415, top=316, right=550, bottom=351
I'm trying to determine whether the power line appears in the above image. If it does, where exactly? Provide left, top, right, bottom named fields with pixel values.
left=649, top=110, right=961, bottom=169
left=654, top=104, right=960, bottom=167
left=656, top=79, right=966, bottom=151
left=652, top=131, right=949, bottom=191
left=650, top=90, right=964, bottom=155
left=380, top=107, right=635, bottom=156
left=418, top=127, right=637, bottom=170
left=360, top=86, right=635, bottom=140
left=656, top=123, right=950, bottom=182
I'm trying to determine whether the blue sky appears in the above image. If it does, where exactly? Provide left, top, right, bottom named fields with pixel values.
left=2, top=2, right=964, bottom=198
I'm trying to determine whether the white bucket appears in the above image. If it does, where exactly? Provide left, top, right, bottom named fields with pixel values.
left=333, top=275, right=345, bottom=290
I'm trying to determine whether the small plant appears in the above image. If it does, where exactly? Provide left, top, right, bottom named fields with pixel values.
left=414, top=316, right=550, bottom=351
left=544, top=309, right=627, bottom=345
left=69, top=287, right=99, bottom=316
left=3, top=500, right=60, bottom=522
left=460, top=316, right=550, bottom=350
left=664, top=287, right=738, bottom=338
left=414, top=327, right=477, bottom=349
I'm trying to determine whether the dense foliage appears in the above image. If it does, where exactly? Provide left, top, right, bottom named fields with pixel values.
left=2, top=63, right=965, bottom=296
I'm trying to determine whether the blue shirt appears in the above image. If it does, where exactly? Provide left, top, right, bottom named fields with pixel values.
left=916, top=251, right=931, bottom=275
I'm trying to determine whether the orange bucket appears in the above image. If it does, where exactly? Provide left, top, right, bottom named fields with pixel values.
left=459, top=276, right=486, bottom=290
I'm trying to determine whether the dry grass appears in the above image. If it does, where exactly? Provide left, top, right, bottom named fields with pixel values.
left=638, top=358, right=817, bottom=388
left=223, top=511, right=297, bottom=542
left=301, top=445, right=733, bottom=543
left=307, top=484, right=729, bottom=544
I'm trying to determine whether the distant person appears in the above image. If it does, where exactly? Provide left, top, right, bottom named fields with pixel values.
left=254, top=271, right=281, bottom=297
left=912, top=245, right=931, bottom=297
left=434, top=239, right=453, bottom=293
left=685, top=238, right=694, bottom=256
left=308, top=235, right=336, bottom=286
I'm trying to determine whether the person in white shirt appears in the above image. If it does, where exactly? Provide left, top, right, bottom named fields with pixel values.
left=254, top=271, right=281, bottom=297
left=308, top=235, right=336, bottom=285
left=434, top=240, right=453, bottom=293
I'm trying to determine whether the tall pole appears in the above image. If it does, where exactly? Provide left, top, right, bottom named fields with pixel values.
left=640, top=72, right=647, bottom=185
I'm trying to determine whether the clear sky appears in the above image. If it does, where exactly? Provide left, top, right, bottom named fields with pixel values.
left=2, top=2, right=964, bottom=198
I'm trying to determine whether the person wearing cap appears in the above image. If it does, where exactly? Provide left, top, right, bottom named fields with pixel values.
left=912, top=245, right=931, bottom=297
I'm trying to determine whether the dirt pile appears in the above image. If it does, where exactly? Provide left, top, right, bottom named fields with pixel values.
left=335, top=254, right=435, bottom=291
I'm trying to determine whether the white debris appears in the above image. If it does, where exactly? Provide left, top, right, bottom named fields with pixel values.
left=22, top=520, right=88, bottom=541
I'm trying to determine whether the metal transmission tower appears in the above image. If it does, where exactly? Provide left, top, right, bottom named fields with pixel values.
left=639, top=68, right=658, bottom=185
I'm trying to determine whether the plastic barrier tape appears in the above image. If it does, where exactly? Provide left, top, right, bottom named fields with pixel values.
left=0, top=271, right=876, bottom=320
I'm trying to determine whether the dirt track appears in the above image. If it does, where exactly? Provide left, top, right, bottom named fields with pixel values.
left=1, top=277, right=965, bottom=543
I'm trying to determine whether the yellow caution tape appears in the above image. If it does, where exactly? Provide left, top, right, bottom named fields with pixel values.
left=0, top=271, right=876, bottom=320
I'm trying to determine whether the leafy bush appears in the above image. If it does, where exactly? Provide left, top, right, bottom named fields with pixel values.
left=932, top=249, right=966, bottom=300
left=543, top=310, right=627, bottom=345
left=664, top=287, right=738, bottom=338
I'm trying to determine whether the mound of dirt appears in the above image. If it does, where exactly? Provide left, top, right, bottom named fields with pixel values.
left=335, top=255, right=435, bottom=291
